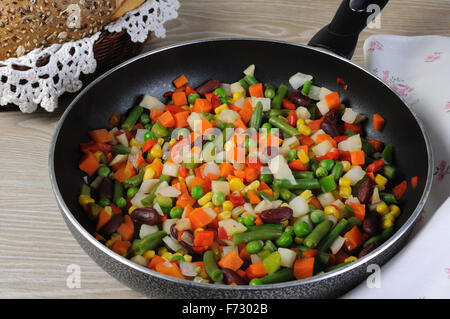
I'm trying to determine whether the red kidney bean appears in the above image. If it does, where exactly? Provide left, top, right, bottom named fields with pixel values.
left=170, top=223, right=179, bottom=239
left=130, top=208, right=160, bottom=225
left=222, top=268, right=246, bottom=285
left=320, top=109, right=344, bottom=137
left=102, top=214, right=124, bottom=235
left=287, top=90, right=311, bottom=107
left=196, top=79, right=220, bottom=95
left=357, top=178, right=375, bottom=204
left=179, top=239, right=197, bottom=255
left=358, top=242, right=379, bottom=258
left=260, top=207, right=293, bottom=224
left=362, top=210, right=381, bottom=236
left=98, top=177, right=113, bottom=200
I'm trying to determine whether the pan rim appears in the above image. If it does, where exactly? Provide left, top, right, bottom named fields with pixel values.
left=49, top=37, right=433, bottom=293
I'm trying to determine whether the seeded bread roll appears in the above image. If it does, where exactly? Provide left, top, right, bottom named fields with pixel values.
left=0, top=0, right=145, bottom=60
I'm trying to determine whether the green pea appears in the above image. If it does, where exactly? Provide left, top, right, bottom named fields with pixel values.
left=243, top=215, right=255, bottom=226
left=140, top=113, right=150, bottom=125
left=217, top=176, right=227, bottom=182
left=144, top=131, right=157, bottom=141
left=214, top=88, right=227, bottom=99
left=276, top=232, right=293, bottom=247
left=237, top=216, right=245, bottom=224
left=260, top=173, right=273, bottom=184
left=309, top=204, right=317, bottom=212
left=310, top=209, right=325, bottom=224
left=191, top=185, right=204, bottom=200
left=97, top=166, right=111, bottom=178
left=188, top=93, right=201, bottom=105
left=126, top=187, right=139, bottom=199
left=319, top=159, right=335, bottom=172
left=284, top=225, right=295, bottom=236
left=294, top=220, right=311, bottom=237
left=249, top=278, right=263, bottom=286
left=98, top=197, right=111, bottom=208
left=170, top=206, right=183, bottom=219
left=265, top=88, right=276, bottom=99
left=315, top=166, right=328, bottom=178
left=212, top=192, right=226, bottom=206
left=288, top=149, right=298, bottom=162
left=115, top=197, right=127, bottom=209
left=280, top=188, right=294, bottom=201
left=171, top=255, right=185, bottom=263
left=246, top=240, right=263, bottom=254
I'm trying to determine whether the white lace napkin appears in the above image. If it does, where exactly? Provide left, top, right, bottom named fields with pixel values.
left=343, top=35, right=450, bottom=298
left=0, top=0, right=180, bottom=113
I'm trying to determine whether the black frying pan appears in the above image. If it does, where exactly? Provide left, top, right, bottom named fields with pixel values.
left=49, top=0, right=432, bottom=298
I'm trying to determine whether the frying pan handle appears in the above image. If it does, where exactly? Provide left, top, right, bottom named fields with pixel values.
left=308, top=0, right=388, bottom=59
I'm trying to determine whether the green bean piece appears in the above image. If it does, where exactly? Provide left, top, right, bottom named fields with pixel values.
left=383, top=165, right=396, bottom=180
left=273, top=178, right=321, bottom=190
left=345, top=129, right=357, bottom=136
left=132, top=231, right=167, bottom=255
left=301, top=80, right=312, bottom=96
left=280, top=188, right=295, bottom=201
left=154, top=195, right=172, bottom=208
left=98, top=166, right=111, bottom=178
left=319, top=175, right=338, bottom=193
left=331, top=161, right=343, bottom=182
left=151, top=122, right=169, bottom=137
left=343, top=204, right=354, bottom=218
left=317, top=218, right=349, bottom=252
left=232, top=229, right=282, bottom=245
left=122, top=106, right=143, bottom=131
left=271, top=84, right=289, bottom=109
left=252, top=268, right=294, bottom=285
left=363, top=226, right=395, bottom=248
left=325, top=261, right=352, bottom=272
left=259, top=191, right=276, bottom=202
left=293, top=171, right=315, bottom=179
left=380, top=192, right=399, bottom=204
left=238, top=78, right=250, bottom=91
left=310, top=209, right=325, bottom=224
left=127, top=187, right=139, bottom=199
left=203, top=250, right=223, bottom=282
left=304, top=220, right=333, bottom=248
left=265, top=88, right=276, bottom=99
left=140, top=113, right=150, bottom=125
left=268, top=109, right=291, bottom=117
left=123, top=168, right=145, bottom=188
left=244, top=75, right=259, bottom=86
left=316, top=250, right=330, bottom=265
left=382, top=144, right=393, bottom=164
left=89, top=203, right=102, bottom=219
left=309, top=158, right=319, bottom=173
left=315, top=167, right=328, bottom=178
left=113, top=180, right=124, bottom=205
left=263, top=251, right=281, bottom=274
left=250, top=101, right=263, bottom=130
left=319, top=159, right=335, bottom=172
left=141, top=180, right=164, bottom=207
left=308, top=104, right=317, bottom=120
left=113, top=144, right=131, bottom=154
left=342, top=217, right=362, bottom=233
left=80, top=184, right=91, bottom=196
left=263, top=240, right=278, bottom=252
left=246, top=224, right=283, bottom=232
left=268, top=116, right=300, bottom=137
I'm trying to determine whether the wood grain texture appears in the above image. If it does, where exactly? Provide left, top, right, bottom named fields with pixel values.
left=0, top=0, right=449, bottom=299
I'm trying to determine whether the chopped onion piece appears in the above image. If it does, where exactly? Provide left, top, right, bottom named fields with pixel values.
left=180, top=230, right=194, bottom=245
left=230, top=82, right=246, bottom=95
left=343, top=166, right=366, bottom=185
left=153, top=203, right=164, bottom=216
left=312, top=140, right=333, bottom=157
left=130, top=255, right=147, bottom=266
left=162, top=218, right=179, bottom=235
left=139, top=94, right=165, bottom=110
left=157, top=186, right=181, bottom=197
left=139, top=224, right=159, bottom=239
left=278, top=248, right=297, bottom=268
left=254, top=199, right=273, bottom=212
left=109, top=154, right=128, bottom=166
left=296, top=106, right=311, bottom=120
left=180, top=261, right=198, bottom=277
left=341, top=108, right=359, bottom=124
left=116, top=133, right=129, bottom=147
left=289, top=72, right=313, bottom=90
left=135, top=129, right=149, bottom=144
left=316, top=99, right=329, bottom=116
left=289, top=196, right=309, bottom=217
left=338, top=134, right=362, bottom=151
left=251, top=97, right=271, bottom=111
left=319, top=87, right=333, bottom=100
left=243, top=64, right=255, bottom=76
left=217, top=109, right=240, bottom=124
left=317, top=192, right=336, bottom=207
left=268, top=155, right=296, bottom=183
left=250, top=254, right=261, bottom=264
left=211, top=181, right=230, bottom=196
left=330, top=236, right=346, bottom=254
left=162, top=236, right=182, bottom=252
left=176, top=218, right=192, bottom=232
left=307, top=85, right=321, bottom=100
left=162, top=162, right=180, bottom=177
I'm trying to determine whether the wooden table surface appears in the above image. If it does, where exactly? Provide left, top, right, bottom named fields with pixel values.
left=1, top=0, right=449, bottom=299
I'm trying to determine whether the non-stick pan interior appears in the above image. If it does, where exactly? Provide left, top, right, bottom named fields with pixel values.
left=53, top=39, right=429, bottom=244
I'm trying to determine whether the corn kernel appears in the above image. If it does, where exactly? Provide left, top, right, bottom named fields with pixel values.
left=161, top=252, right=173, bottom=261
left=184, top=254, right=193, bottom=263
left=296, top=118, right=305, bottom=128
left=78, top=195, right=94, bottom=206
left=280, top=203, right=290, bottom=208
left=181, top=105, right=190, bottom=111
left=129, top=138, right=142, bottom=148
left=375, top=174, right=388, bottom=186
left=223, top=201, right=234, bottom=211
left=298, top=150, right=309, bottom=164
left=150, top=144, right=163, bottom=159
left=194, top=228, right=204, bottom=236
left=281, top=220, right=289, bottom=227
left=143, top=166, right=155, bottom=181
left=339, top=186, right=352, bottom=199
left=233, top=91, right=244, bottom=102
left=158, top=247, right=168, bottom=255
left=342, top=161, right=351, bottom=172
left=324, top=205, right=339, bottom=217
left=339, top=177, right=351, bottom=187
left=173, top=252, right=183, bottom=257
left=382, top=218, right=393, bottom=229
left=389, top=205, right=401, bottom=218
left=128, top=205, right=137, bottom=215
left=143, top=250, right=155, bottom=259
left=224, top=140, right=235, bottom=152
left=215, top=104, right=229, bottom=115
left=229, top=178, right=245, bottom=192
left=198, top=192, right=213, bottom=206
left=376, top=203, right=389, bottom=215
left=244, top=180, right=260, bottom=192
left=169, top=139, right=177, bottom=147
left=94, top=151, right=103, bottom=161
left=202, top=202, right=214, bottom=209
left=157, top=138, right=164, bottom=146
left=344, top=256, right=358, bottom=263
left=300, top=190, right=312, bottom=201
left=298, top=124, right=312, bottom=136
left=218, top=211, right=232, bottom=220
left=294, top=237, right=304, bottom=245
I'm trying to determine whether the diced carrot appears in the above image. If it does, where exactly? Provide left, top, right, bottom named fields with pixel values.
left=173, top=74, right=188, bottom=88
left=148, top=159, right=163, bottom=179
left=350, top=150, right=365, bottom=166
left=343, top=226, right=364, bottom=253
left=142, top=139, right=157, bottom=153
left=96, top=208, right=111, bottom=231
left=249, top=83, right=264, bottom=98
left=293, top=257, right=315, bottom=280
left=334, top=250, right=349, bottom=264
left=148, top=255, right=165, bottom=269
left=193, top=98, right=212, bottom=113
left=197, top=118, right=213, bottom=135
left=246, top=262, right=267, bottom=279
left=157, top=111, right=175, bottom=128
left=190, top=176, right=211, bottom=193
left=174, top=111, right=189, bottom=128
left=155, top=261, right=186, bottom=279
left=247, top=190, right=261, bottom=204
left=79, top=151, right=99, bottom=176
left=344, top=122, right=362, bottom=134
left=348, top=202, right=365, bottom=221
left=308, top=196, right=323, bottom=210
left=254, top=215, right=263, bottom=226
left=244, top=166, right=260, bottom=183
left=233, top=169, right=245, bottom=180
left=325, top=92, right=341, bottom=110
left=239, top=101, right=253, bottom=124
left=111, top=240, right=131, bottom=257
left=307, top=117, right=324, bottom=131
left=411, top=176, right=418, bottom=189
left=131, top=123, right=144, bottom=132
left=150, top=109, right=164, bottom=122
left=367, top=139, right=384, bottom=152
left=233, top=118, right=247, bottom=130
left=189, top=208, right=215, bottom=229
left=176, top=193, right=196, bottom=208
left=165, top=104, right=185, bottom=114
left=185, top=85, right=196, bottom=96
left=89, top=129, right=112, bottom=143
left=289, top=159, right=307, bottom=171
left=117, top=215, right=134, bottom=241
left=239, top=244, right=251, bottom=261
left=316, top=134, right=337, bottom=148
left=373, top=113, right=385, bottom=131
left=393, top=180, right=407, bottom=200
left=302, top=249, right=317, bottom=258
left=193, top=230, right=215, bottom=248
left=300, top=135, right=315, bottom=147
left=172, top=91, right=188, bottom=106
left=219, top=162, right=234, bottom=177
left=367, top=172, right=375, bottom=181
left=218, top=251, right=244, bottom=271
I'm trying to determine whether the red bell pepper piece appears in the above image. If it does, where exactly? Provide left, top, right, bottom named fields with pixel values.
left=288, top=110, right=298, bottom=127
left=282, top=99, right=296, bottom=110
left=229, top=191, right=245, bottom=207
left=366, top=160, right=385, bottom=173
